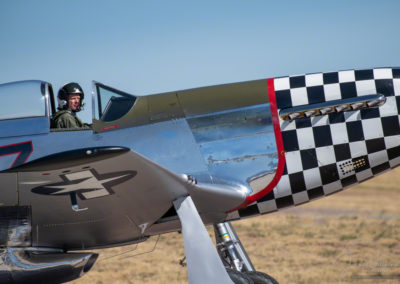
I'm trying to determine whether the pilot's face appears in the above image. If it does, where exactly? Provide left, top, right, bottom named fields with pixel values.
left=68, top=94, right=81, bottom=111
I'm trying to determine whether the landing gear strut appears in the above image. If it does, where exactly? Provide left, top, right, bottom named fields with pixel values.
left=214, top=222, right=279, bottom=284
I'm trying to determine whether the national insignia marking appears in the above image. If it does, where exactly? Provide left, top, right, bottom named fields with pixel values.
left=31, top=169, right=137, bottom=200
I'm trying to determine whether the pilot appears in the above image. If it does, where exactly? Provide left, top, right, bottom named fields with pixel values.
left=53, top=82, right=85, bottom=128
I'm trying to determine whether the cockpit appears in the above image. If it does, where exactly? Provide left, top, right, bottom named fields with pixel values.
left=0, top=80, right=139, bottom=137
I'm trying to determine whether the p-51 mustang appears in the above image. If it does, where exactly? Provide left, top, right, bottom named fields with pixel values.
left=0, top=67, right=399, bottom=283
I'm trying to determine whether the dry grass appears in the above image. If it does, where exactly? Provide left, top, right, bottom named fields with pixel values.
left=73, top=168, right=400, bottom=284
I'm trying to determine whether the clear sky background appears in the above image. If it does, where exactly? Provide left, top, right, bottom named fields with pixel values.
left=1, top=0, right=400, bottom=123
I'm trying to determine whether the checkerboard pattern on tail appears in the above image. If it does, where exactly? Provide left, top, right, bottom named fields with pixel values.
left=228, top=68, right=400, bottom=220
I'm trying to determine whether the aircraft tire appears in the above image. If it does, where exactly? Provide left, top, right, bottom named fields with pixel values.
left=226, top=268, right=254, bottom=284
left=243, top=271, right=279, bottom=284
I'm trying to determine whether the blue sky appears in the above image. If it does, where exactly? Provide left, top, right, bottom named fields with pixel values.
left=1, top=0, right=399, bottom=122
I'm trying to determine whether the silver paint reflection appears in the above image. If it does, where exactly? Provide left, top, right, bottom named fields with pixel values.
left=188, top=104, right=277, bottom=194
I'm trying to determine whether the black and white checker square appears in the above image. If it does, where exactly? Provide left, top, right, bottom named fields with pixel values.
left=382, top=115, right=400, bottom=136
left=334, top=143, right=351, bottom=162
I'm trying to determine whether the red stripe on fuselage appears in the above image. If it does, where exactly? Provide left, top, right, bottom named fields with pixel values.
left=229, top=78, right=285, bottom=211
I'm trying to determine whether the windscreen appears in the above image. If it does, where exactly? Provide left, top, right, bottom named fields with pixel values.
left=96, top=84, right=136, bottom=122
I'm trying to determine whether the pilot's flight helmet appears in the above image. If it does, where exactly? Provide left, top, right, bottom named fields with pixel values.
left=57, top=82, right=84, bottom=111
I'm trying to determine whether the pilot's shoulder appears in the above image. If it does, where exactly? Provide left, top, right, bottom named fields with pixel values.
left=53, top=110, right=76, bottom=127
left=54, top=110, right=72, bottom=120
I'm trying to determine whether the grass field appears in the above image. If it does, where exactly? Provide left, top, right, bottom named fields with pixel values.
left=74, top=168, right=400, bottom=284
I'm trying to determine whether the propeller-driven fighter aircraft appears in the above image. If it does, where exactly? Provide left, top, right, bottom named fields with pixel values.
left=0, top=67, right=399, bottom=283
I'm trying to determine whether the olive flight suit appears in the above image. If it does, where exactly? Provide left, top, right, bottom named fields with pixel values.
left=53, top=110, right=84, bottom=128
